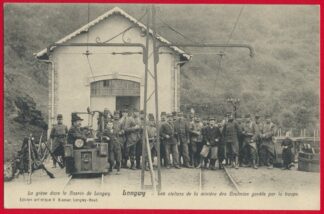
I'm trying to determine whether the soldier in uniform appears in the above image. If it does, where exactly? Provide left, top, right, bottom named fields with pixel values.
left=197, top=117, right=222, bottom=170
left=50, top=114, right=68, bottom=168
left=260, top=115, right=276, bottom=169
left=222, top=115, right=241, bottom=169
left=66, top=114, right=87, bottom=173
left=134, top=110, right=143, bottom=169
left=174, top=112, right=192, bottom=168
left=239, top=114, right=251, bottom=166
left=159, top=112, right=167, bottom=167
left=144, top=114, right=157, bottom=170
left=241, top=114, right=261, bottom=169
left=160, top=113, right=181, bottom=169
left=121, top=109, right=140, bottom=170
left=119, top=109, right=128, bottom=168
left=189, top=115, right=204, bottom=167
left=103, top=117, right=122, bottom=175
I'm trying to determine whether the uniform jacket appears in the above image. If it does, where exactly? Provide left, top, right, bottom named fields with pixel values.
left=261, top=122, right=276, bottom=144
left=67, top=125, right=86, bottom=145
left=174, top=117, right=190, bottom=143
left=120, top=116, right=140, bottom=147
left=50, top=124, right=68, bottom=151
left=189, top=121, right=203, bottom=143
left=222, top=120, right=240, bottom=144
left=160, top=121, right=177, bottom=145
left=203, top=125, right=222, bottom=146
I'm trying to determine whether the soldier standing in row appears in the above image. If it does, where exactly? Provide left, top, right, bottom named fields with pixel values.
left=241, top=114, right=259, bottom=169
left=144, top=114, right=158, bottom=170
left=120, top=109, right=128, bottom=168
left=260, top=115, right=276, bottom=169
left=134, top=110, right=143, bottom=169
left=159, top=112, right=167, bottom=167
left=189, top=116, right=204, bottom=167
left=197, top=117, right=222, bottom=170
left=174, top=112, right=192, bottom=168
left=121, top=109, right=140, bottom=170
left=50, top=114, right=68, bottom=168
left=160, top=113, right=181, bottom=169
left=222, top=115, right=240, bottom=169
left=103, top=117, right=122, bottom=175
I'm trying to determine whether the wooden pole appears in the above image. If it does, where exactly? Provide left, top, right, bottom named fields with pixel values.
left=145, top=129, right=157, bottom=193
left=152, top=4, right=162, bottom=192
left=141, top=7, right=150, bottom=189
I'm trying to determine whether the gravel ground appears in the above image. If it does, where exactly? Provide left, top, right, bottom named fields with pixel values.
left=4, top=161, right=320, bottom=209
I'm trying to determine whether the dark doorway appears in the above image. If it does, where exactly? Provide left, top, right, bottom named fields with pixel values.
left=116, top=96, right=140, bottom=112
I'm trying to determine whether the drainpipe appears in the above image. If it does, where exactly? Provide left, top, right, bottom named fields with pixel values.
left=36, top=58, right=55, bottom=140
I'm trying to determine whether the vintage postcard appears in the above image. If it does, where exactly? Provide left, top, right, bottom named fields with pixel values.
left=3, top=3, right=320, bottom=210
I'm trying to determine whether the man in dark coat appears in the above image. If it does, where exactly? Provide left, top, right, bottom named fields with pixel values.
left=222, top=115, right=240, bottom=169
left=174, top=112, right=192, bottom=168
left=260, top=115, right=276, bottom=169
left=50, top=114, right=68, bottom=168
left=103, top=117, right=122, bottom=175
left=197, top=117, right=222, bottom=170
left=66, top=113, right=87, bottom=173
left=160, top=114, right=180, bottom=169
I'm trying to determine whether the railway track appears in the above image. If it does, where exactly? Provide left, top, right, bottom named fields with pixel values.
left=63, top=173, right=105, bottom=190
left=198, top=164, right=241, bottom=193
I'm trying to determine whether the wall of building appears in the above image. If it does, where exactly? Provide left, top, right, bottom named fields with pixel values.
left=50, top=14, right=181, bottom=126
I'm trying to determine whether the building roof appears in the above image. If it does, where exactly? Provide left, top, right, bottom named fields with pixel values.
left=35, top=7, right=191, bottom=61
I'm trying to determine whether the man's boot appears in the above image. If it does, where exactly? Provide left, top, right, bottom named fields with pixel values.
left=196, top=158, right=203, bottom=169
left=130, top=161, right=136, bottom=170
left=252, top=159, right=258, bottom=169
left=122, top=159, right=127, bottom=168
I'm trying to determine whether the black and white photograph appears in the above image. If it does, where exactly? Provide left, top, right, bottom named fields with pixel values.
left=3, top=3, right=320, bottom=209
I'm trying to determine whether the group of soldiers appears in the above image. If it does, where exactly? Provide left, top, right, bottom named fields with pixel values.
left=49, top=108, right=295, bottom=175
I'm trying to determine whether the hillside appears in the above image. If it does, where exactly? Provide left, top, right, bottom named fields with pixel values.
left=4, top=4, right=319, bottom=159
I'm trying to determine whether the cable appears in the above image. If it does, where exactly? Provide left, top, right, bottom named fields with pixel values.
left=219, top=6, right=245, bottom=71
left=100, top=11, right=148, bottom=44
left=156, top=14, right=200, bottom=45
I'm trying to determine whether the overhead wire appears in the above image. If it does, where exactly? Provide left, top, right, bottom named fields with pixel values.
left=219, top=6, right=245, bottom=72
left=83, top=7, right=147, bottom=81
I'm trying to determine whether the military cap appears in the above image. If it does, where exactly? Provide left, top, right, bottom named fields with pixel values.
left=194, top=117, right=200, bottom=122
left=208, top=117, right=215, bottom=121
left=161, top=112, right=167, bottom=116
left=167, top=113, right=173, bottom=118
left=255, top=114, right=260, bottom=119
left=265, top=114, right=271, bottom=119
left=123, top=108, right=129, bottom=113
left=140, top=110, right=144, bottom=115
left=57, top=114, right=63, bottom=119
left=113, top=111, right=120, bottom=119
left=172, top=111, right=177, bottom=116
left=148, top=113, right=155, bottom=121
left=71, top=114, right=83, bottom=122
left=177, top=111, right=183, bottom=116
left=244, top=114, right=251, bottom=118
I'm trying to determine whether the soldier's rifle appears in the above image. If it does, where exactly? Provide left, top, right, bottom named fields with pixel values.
left=42, top=140, right=64, bottom=169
